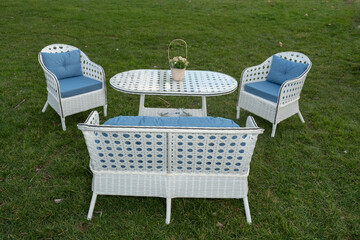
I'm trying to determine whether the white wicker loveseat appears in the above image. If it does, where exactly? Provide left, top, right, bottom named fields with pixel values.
left=78, top=111, right=263, bottom=224
left=38, top=44, right=107, bottom=131
left=236, top=52, right=312, bottom=137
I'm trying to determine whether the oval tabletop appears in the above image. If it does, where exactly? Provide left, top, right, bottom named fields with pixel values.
left=109, top=69, right=238, bottom=96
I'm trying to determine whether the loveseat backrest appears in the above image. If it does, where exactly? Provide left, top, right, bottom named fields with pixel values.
left=78, top=111, right=263, bottom=176
left=168, top=130, right=259, bottom=175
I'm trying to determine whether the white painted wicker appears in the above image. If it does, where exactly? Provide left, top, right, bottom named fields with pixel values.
left=110, top=69, right=238, bottom=117
left=236, top=52, right=312, bottom=137
left=78, top=111, right=264, bottom=224
left=38, top=44, right=107, bottom=130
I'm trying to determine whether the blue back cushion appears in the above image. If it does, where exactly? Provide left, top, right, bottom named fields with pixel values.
left=104, top=116, right=240, bottom=128
left=244, top=81, right=281, bottom=103
left=41, top=50, right=82, bottom=79
left=266, top=55, right=309, bottom=85
left=58, top=76, right=102, bottom=98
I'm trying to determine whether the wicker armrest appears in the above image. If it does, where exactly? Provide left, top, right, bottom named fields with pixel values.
left=38, top=53, right=61, bottom=100
left=81, top=56, right=105, bottom=82
left=277, top=72, right=309, bottom=106
left=239, top=61, right=272, bottom=90
left=84, top=111, right=100, bottom=125
left=245, top=116, right=258, bottom=128
left=44, top=70, right=61, bottom=99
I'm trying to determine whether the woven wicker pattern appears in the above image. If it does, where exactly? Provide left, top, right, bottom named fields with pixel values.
left=236, top=52, right=312, bottom=137
left=78, top=111, right=263, bottom=224
left=87, top=130, right=168, bottom=172
left=169, top=132, right=255, bottom=175
left=38, top=44, right=107, bottom=130
left=85, top=129, right=256, bottom=175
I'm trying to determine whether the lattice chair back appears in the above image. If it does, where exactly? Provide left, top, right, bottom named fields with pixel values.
left=39, top=44, right=105, bottom=82
left=240, top=52, right=311, bottom=91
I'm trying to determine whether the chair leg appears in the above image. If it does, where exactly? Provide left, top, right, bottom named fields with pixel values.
left=236, top=90, right=242, bottom=119
left=271, top=124, right=277, bottom=137
left=104, top=104, right=107, bottom=117
left=298, top=111, right=305, bottom=123
left=87, top=193, right=98, bottom=220
left=42, top=101, right=49, bottom=112
left=61, top=117, right=66, bottom=131
left=166, top=198, right=172, bottom=224
left=243, top=196, right=252, bottom=224
left=236, top=106, right=240, bottom=119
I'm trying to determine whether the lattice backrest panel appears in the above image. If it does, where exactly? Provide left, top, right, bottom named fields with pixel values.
left=40, top=44, right=78, bottom=53
left=39, top=44, right=103, bottom=81
left=169, top=132, right=258, bottom=175
left=79, top=112, right=263, bottom=175
left=39, top=44, right=77, bottom=82
left=84, top=130, right=168, bottom=173
left=276, top=52, right=311, bottom=65
left=241, top=52, right=311, bottom=89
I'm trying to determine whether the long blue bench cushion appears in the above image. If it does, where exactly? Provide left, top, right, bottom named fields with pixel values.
left=244, top=80, right=281, bottom=103
left=41, top=50, right=82, bottom=79
left=266, top=55, right=309, bottom=85
left=58, top=76, right=103, bottom=98
left=104, top=116, right=240, bottom=128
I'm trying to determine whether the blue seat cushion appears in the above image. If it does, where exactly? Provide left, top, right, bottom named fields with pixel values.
left=59, top=76, right=103, bottom=98
left=41, top=50, right=82, bottom=79
left=266, top=55, right=309, bottom=85
left=244, top=81, right=281, bottom=103
left=104, top=116, right=240, bottom=128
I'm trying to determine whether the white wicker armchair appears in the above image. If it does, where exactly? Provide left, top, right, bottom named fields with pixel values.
left=78, top=111, right=264, bottom=224
left=38, top=44, right=107, bottom=130
left=236, top=52, right=312, bottom=137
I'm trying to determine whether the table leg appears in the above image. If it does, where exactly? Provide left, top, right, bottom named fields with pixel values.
left=201, top=96, right=207, bottom=116
left=139, top=94, right=145, bottom=116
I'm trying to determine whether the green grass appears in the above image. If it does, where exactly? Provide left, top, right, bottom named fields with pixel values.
left=1, top=0, right=359, bottom=238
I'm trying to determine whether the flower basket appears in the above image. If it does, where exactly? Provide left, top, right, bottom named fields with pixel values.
left=171, top=68, right=185, bottom=81
left=168, top=39, right=189, bottom=81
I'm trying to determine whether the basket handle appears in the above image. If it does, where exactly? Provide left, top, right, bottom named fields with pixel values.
left=168, top=39, right=188, bottom=67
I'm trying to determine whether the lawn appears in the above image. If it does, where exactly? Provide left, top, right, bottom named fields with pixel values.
left=1, top=0, right=359, bottom=239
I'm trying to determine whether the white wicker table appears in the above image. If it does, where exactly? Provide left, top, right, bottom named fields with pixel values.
left=110, top=69, right=238, bottom=117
